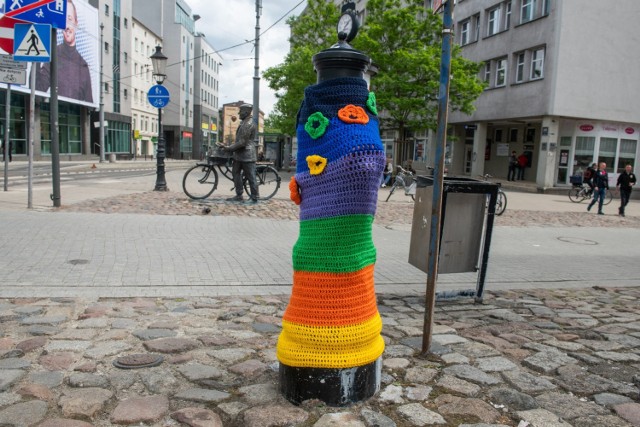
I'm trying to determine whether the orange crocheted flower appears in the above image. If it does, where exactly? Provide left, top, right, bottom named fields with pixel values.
left=289, top=176, right=301, bottom=205
left=338, top=105, right=369, bottom=124
left=306, top=155, right=328, bottom=175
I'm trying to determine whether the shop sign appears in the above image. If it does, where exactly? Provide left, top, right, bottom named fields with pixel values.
left=625, top=127, right=635, bottom=134
left=579, top=124, right=594, bottom=132
left=182, top=131, right=193, bottom=138
left=210, top=123, right=217, bottom=131
left=201, top=122, right=209, bottom=129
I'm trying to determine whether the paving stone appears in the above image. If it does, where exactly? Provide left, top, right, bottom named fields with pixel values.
left=109, top=370, right=138, bottom=389
left=58, top=387, right=113, bottom=419
left=224, top=329, right=262, bottom=340
left=39, top=352, right=78, bottom=371
left=252, top=322, right=281, bottom=333
left=171, top=407, right=224, bottom=427
left=52, top=329, right=98, bottom=341
left=384, top=344, right=416, bottom=357
left=435, top=394, right=501, bottom=423
left=140, top=370, right=178, bottom=394
left=516, top=409, right=573, bottom=427
left=198, top=335, right=235, bottom=346
left=143, top=337, right=200, bottom=353
left=475, top=356, right=518, bottom=372
left=442, top=364, right=501, bottom=386
left=39, top=419, right=94, bottom=427
left=593, top=392, right=634, bottom=408
left=15, top=336, right=47, bottom=353
left=572, top=415, right=636, bottom=427
left=218, top=401, right=248, bottom=417
left=522, top=350, right=577, bottom=373
left=595, top=351, right=640, bottom=362
left=488, top=387, right=538, bottom=411
left=397, top=403, right=447, bottom=426
left=177, top=363, right=223, bottom=382
left=20, top=315, right=67, bottom=325
left=489, top=309, right=527, bottom=322
left=501, top=369, right=557, bottom=393
left=16, top=383, right=55, bottom=402
left=577, top=339, right=626, bottom=351
left=207, top=347, right=255, bottom=363
left=0, top=400, right=48, bottom=426
left=406, top=385, right=432, bottom=401
left=379, top=384, right=404, bottom=404
left=229, top=359, right=267, bottom=377
left=28, top=371, right=64, bottom=388
left=242, top=404, right=309, bottom=427
left=85, top=341, right=132, bottom=359
left=383, top=357, right=410, bottom=369
left=314, top=412, right=366, bottom=427
left=44, top=340, right=91, bottom=352
left=0, top=370, right=25, bottom=392
left=0, top=392, right=21, bottom=407
left=432, top=334, right=469, bottom=345
left=67, top=372, right=109, bottom=388
left=110, top=318, right=137, bottom=329
left=174, top=388, right=230, bottom=403
left=0, top=358, right=30, bottom=369
left=450, top=342, right=501, bottom=358
left=132, top=328, right=177, bottom=341
left=404, top=366, right=438, bottom=384
left=556, top=364, right=613, bottom=395
left=436, top=374, right=481, bottom=397
left=238, top=383, right=279, bottom=405
left=76, top=318, right=109, bottom=329
left=535, top=391, right=610, bottom=420
left=110, top=395, right=169, bottom=424
left=361, top=408, right=397, bottom=427
left=614, top=402, right=640, bottom=427
left=27, top=325, right=60, bottom=336
left=604, top=334, right=640, bottom=348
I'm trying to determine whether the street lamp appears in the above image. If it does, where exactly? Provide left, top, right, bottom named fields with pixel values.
left=150, top=45, right=168, bottom=191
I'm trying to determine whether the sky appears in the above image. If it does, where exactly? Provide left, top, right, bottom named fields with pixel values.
left=187, top=0, right=307, bottom=118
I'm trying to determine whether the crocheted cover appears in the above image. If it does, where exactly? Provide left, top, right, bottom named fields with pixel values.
left=277, top=77, right=385, bottom=369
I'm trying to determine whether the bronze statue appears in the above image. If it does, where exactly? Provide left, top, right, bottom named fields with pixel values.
left=219, top=104, right=259, bottom=203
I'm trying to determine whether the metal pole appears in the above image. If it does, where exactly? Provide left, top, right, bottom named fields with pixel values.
left=422, top=0, right=453, bottom=354
left=252, top=0, right=261, bottom=149
left=27, top=68, right=35, bottom=208
left=154, top=105, right=167, bottom=190
left=99, top=23, right=105, bottom=163
left=3, top=83, right=9, bottom=191
left=50, top=27, right=61, bottom=207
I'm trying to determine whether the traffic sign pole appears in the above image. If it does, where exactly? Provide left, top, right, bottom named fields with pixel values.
left=3, top=82, right=9, bottom=192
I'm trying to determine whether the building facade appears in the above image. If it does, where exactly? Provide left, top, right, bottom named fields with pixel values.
left=448, top=0, right=640, bottom=189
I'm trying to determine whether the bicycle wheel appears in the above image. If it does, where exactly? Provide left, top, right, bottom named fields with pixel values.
left=182, top=164, right=218, bottom=199
left=244, top=165, right=281, bottom=200
left=603, top=189, right=614, bottom=205
left=495, top=190, right=507, bottom=215
left=568, top=187, right=585, bottom=203
left=385, top=182, right=398, bottom=202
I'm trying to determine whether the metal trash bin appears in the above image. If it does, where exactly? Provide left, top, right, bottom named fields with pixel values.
left=408, top=175, right=500, bottom=300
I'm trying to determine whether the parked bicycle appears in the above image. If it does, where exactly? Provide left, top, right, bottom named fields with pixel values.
left=479, top=174, right=507, bottom=215
left=385, top=165, right=416, bottom=202
left=568, top=182, right=613, bottom=205
left=182, top=155, right=281, bottom=200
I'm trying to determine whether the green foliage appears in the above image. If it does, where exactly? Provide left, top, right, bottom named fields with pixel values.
left=263, top=0, right=485, bottom=137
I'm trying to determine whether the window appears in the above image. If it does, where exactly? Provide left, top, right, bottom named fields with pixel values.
left=124, top=18, right=128, bottom=28
left=487, top=7, right=501, bottom=36
left=515, top=52, right=525, bottom=82
left=123, top=52, right=127, bottom=63
left=123, top=89, right=128, bottom=99
left=134, top=38, right=138, bottom=52
left=495, top=58, right=507, bottom=87
left=530, top=48, right=544, bottom=79
left=474, top=14, right=480, bottom=41
left=618, top=140, right=637, bottom=173
left=104, top=83, right=109, bottom=93
left=484, top=62, right=491, bottom=83
left=460, top=20, right=470, bottom=45
left=505, top=2, right=512, bottom=29
left=104, top=42, right=109, bottom=53
left=521, top=0, right=534, bottom=23
left=105, top=4, right=109, bottom=15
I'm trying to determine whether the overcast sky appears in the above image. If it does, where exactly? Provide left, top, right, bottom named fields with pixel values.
left=187, top=0, right=306, bottom=117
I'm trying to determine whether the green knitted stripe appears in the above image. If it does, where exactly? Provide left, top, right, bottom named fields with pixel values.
left=293, top=214, right=376, bottom=273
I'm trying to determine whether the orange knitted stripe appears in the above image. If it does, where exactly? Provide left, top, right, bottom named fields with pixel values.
left=283, top=265, right=377, bottom=326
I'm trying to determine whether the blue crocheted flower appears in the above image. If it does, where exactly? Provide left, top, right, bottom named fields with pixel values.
left=366, top=92, right=378, bottom=115
left=305, top=112, right=329, bottom=139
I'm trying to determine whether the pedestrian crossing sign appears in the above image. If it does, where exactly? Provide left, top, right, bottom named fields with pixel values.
left=13, top=23, right=51, bottom=62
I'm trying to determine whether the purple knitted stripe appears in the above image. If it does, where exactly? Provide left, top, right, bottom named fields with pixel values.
left=297, top=151, right=386, bottom=221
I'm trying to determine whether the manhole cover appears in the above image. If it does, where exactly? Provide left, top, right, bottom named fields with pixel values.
left=67, top=259, right=89, bottom=265
left=113, top=354, right=163, bottom=369
left=557, top=237, right=598, bottom=245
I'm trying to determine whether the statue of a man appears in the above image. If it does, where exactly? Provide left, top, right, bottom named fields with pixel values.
left=220, top=104, right=259, bottom=203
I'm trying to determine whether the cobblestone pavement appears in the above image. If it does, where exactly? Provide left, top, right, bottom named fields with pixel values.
left=57, top=190, right=640, bottom=228
left=1, top=287, right=639, bottom=426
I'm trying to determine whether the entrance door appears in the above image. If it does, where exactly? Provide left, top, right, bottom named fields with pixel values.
left=464, top=145, right=472, bottom=174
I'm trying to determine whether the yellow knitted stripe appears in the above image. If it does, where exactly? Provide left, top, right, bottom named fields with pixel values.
left=277, top=314, right=385, bottom=369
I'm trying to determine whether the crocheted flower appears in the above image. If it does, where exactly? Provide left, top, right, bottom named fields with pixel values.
left=289, top=176, right=301, bottom=205
left=366, top=92, right=378, bottom=115
left=305, top=112, right=329, bottom=139
left=306, top=155, right=328, bottom=176
left=338, top=105, right=369, bottom=124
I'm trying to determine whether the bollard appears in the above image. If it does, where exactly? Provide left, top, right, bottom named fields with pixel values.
left=277, top=25, right=385, bottom=406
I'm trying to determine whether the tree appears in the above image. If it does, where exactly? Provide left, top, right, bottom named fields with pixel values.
left=353, top=0, right=485, bottom=140
left=263, top=0, right=485, bottom=137
left=263, top=0, right=339, bottom=135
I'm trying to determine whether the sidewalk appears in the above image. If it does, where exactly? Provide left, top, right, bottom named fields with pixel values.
left=0, top=163, right=639, bottom=426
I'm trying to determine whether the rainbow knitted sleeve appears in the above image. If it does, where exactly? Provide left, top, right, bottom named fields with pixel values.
left=277, top=77, right=386, bottom=370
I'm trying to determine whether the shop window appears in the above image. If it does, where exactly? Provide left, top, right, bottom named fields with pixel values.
left=618, top=139, right=637, bottom=173
left=598, top=137, right=617, bottom=171
left=575, top=136, right=595, bottom=169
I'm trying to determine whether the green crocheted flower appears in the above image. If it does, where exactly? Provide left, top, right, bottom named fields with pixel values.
left=366, top=92, right=378, bottom=115
left=305, top=112, right=329, bottom=139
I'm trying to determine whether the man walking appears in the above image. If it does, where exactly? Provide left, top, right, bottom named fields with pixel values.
left=616, top=164, right=636, bottom=217
left=507, top=151, right=517, bottom=181
left=587, top=162, right=609, bottom=215
left=219, top=104, right=259, bottom=203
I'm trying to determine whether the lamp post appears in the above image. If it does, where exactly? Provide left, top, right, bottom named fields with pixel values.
left=150, top=45, right=168, bottom=191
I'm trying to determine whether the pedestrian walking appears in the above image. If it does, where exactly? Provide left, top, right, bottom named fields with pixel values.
left=616, top=164, right=636, bottom=217
left=587, top=162, right=609, bottom=215
left=507, top=151, right=518, bottom=181
left=1, top=141, right=12, bottom=162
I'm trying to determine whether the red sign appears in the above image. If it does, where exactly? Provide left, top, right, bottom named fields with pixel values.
left=579, top=124, right=594, bottom=132
left=625, top=127, right=635, bottom=134
left=182, top=131, right=193, bottom=138
left=0, top=15, right=27, bottom=54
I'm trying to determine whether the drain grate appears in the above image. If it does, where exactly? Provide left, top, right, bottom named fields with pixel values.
left=113, top=353, right=163, bottom=369
left=67, top=259, right=90, bottom=265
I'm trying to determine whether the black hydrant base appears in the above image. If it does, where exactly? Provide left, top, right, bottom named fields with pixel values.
left=279, top=357, right=381, bottom=406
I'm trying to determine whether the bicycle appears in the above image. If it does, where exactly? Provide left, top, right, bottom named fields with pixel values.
left=385, top=165, right=416, bottom=202
left=568, top=182, right=613, bottom=205
left=479, top=174, right=507, bottom=216
left=182, top=155, right=281, bottom=201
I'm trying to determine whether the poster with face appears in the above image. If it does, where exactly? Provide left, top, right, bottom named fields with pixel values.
left=2, top=0, right=99, bottom=108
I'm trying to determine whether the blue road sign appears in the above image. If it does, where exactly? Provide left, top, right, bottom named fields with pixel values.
left=148, top=85, right=170, bottom=108
left=3, top=0, right=67, bottom=30
left=13, top=23, right=50, bottom=62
